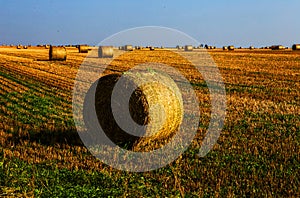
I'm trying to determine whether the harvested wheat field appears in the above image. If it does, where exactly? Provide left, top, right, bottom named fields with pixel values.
left=0, top=46, right=299, bottom=197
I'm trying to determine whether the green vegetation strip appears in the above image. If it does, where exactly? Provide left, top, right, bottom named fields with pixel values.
left=0, top=150, right=299, bottom=197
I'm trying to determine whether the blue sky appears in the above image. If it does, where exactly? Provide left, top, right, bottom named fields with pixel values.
left=0, top=0, right=299, bottom=47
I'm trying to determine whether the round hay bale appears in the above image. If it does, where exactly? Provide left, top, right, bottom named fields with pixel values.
left=223, top=46, right=228, bottom=50
left=124, top=45, right=133, bottom=51
left=98, top=46, right=114, bottom=58
left=184, top=45, right=193, bottom=51
left=228, top=45, right=235, bottom=50
left=49, top=46, right=67, bottom=61
left=249, top=46, right=254, bottom=50
left=23, top=46, right=28, bottom=49
left=271, top=45, right=285, bottom=50
left=149, top=46, right=155, bottom=51
left=292, top=44, right=300, bottom=50
left=279, top=45, right=285, bottom=50
left=45, top=45, right=50, bottom=49
left=79, top=45, right=89, bottom=53
left=16, top=45, right=22, bottom=49
left=85, top=71, right=183, bottom=150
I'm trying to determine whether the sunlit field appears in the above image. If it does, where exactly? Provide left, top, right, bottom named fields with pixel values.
left=0, top=46, right=299, bottom=197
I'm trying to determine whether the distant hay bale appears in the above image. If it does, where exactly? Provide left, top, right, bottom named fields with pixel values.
left=184, top=45, right=193, bottom=51
left=124, top=45, right=133, bottom=51
left=149, top=46, right=155, bottom=51
left=79, top=45, right=89, bottom=53
left=279, top=46, right=285, bottom=50
left=49, top=46, right=67, bottom=61
left=23, top=46, right=28, bottom=49
left=98, top=46, right=114, bottom=58
left=45, top=45, right=50, bottom=49
left=16, top=45, right=22, bottom=49
left=228, top=45, right=235, bottom=50
left=249, top=46, right=254, bottom=50
left=292, top=44, right=300, bottom=50
left=271, top=45, right=285, bottom=50
left=84, top=71, right=183, bottom=150
left=223, top=46, right=228, bottom=50
left=276, top=45, right=285, bottom=50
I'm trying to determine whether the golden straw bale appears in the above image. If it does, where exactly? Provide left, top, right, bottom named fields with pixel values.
left=124, top=45, right=133, bottom=51
left=228, top=45, right=235, bottom=50
left=79, top=45, right=89, bottom=53
left=292, top=44, right=300, bottom=50
left=184, top=45, right=193, bottom=51
left=49, top=46, right=67, bottom=61
left=84, top=71, right=183, bottom=150
left=98, top=46, right=114, bottom=58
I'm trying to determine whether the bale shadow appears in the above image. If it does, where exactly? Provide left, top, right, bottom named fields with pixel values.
left=36, top=59, right=50, bottom=62
left=7, top=128, right=84, bottom=147
left=83, top=76, right=140, bottom=150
